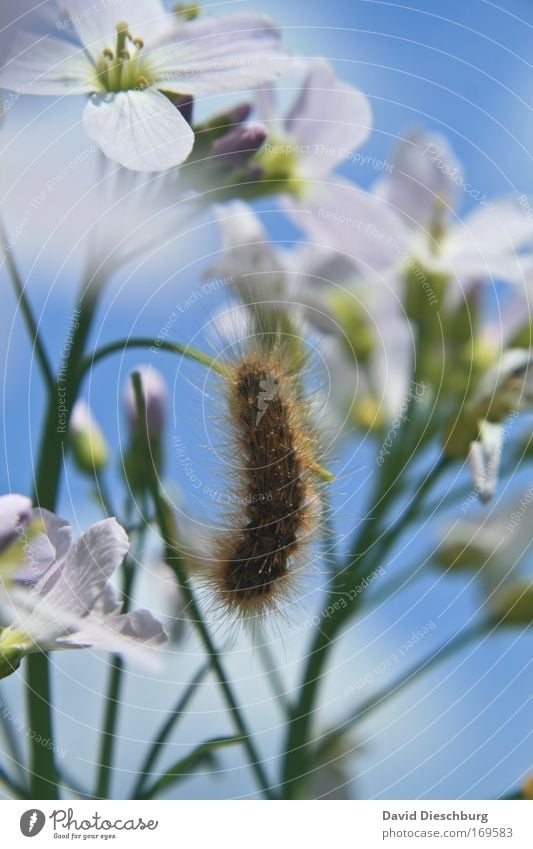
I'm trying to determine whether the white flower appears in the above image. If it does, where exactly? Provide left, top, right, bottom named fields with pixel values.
left=0, top=502, right=167, bottom=672
left=0, top=2, right=289, bottom=171
left=375, top=129, right=533, bottom=300
left=253, top=59, right=407, bottom=272
left=438, top=492, right=533, bottom=625
left=213, top=200, right=412, bottom=426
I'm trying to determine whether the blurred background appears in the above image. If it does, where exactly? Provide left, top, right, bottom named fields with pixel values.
left=0, top=0, right=532, bottom=799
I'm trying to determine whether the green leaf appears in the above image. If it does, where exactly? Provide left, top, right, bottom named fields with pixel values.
left=140, top=736, right=244, bottom=799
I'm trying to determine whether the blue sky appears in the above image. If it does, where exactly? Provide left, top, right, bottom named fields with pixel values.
left=0, top=0, right=532, bottom=800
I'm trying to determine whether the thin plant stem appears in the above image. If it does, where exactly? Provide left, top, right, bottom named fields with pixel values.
left=95, top=657, right=124, bottom=800
left=1, top=224, right=54, bottom=394
left=0, top=686, right=26, bottom=787
left=256, top=643, right=291, bottom=716
left=281, top=453, right=450, bottom=798
left=28, top=271, right=106, bottom=799
left=95, top=532, right=145, bottom=799
left=80, top=337, right=228, bottom=379
left=0, top=765, right=28, bottom=800
left=132, top=663, right=210, bottom=799
left=336, top=621, right=487, bottom=737
left=131, top=371, right=275, bottom=800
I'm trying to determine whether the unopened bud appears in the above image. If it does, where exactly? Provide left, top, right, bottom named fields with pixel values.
left=174, top=3, right=200, bottom=20
left=126, top=366, right=167, bottom=439
left=491, top=583, right=533, bottom=626
left=124, top=367, right=167, bottom=492
left=212, top=123, right=268, bottom=166
left=69, top=400, right=109, bottom=474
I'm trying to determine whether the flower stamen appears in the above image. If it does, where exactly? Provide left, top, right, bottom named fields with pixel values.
left=97, top=22, right=149, bottom=92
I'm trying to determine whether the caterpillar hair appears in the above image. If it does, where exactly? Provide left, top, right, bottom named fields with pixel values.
left=195, top=304, right=329, bottom=625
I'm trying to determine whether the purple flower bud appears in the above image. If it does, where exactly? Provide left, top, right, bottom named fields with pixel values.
left=225, top=102, right=252, bottom=126
left=125, top=366, right=167, bottom=438
left=212, top=123, right=268, bottom=167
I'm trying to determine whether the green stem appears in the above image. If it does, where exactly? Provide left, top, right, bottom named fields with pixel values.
left=94, top=472, right=116, bottom=518
left=132, top=663, right=210, bottom=799
left=131, top=372, right=275, bottom=799
left=350, top=454, right=451, bottom=593
left=80, top=338, right=227, bottom=379
left=1, top=225, right=55, bottom=394
left=34, top=278, right=103, bottom=509
left=27, top=274, right=105, bottom=799
left=95, top=532, right=144, bottom=799
left=0, top=686, right=26, bottom=787
left=0, top=765, right=28, bottom=800
left=25, top=652, right=57, bottom=799
left=281, top=453, right=450, bottom=798
left=336, top=621, right=487, bottom=737
left=95, top=657, right=124, bottom=800
left=256, top=643, right=291, bottom=716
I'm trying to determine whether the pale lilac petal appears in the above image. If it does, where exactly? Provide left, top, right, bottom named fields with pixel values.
left=213, top=201, right=286, bottom=302
left=0, top=495, right=32, bottom=553
left=106, top=609, right=168, bottom=645
left=256, top=83, right=279, bottom=123
left=147, top=14, right=290, bottom=95
left=0, top=30, right=95, bottom=95
left=2, top=587, right=165, bottom=667
left=446, top=200, right=533, bottom=274
left=374, top=129, right=462, bottom=228
left=62, top=0, right=169, bottom=59
left=83, top=88, right=194, bottom=171
left=55, top=610, right=167, bottom=667
left=15, top=510, right=72, bottom=586
left=36, top=518, right=128, bottom=615
left=285, top=177, right=409, bottom=274
left=370, top=308, right=414, bottom=417
left=286, top=59, right=372, bottom=176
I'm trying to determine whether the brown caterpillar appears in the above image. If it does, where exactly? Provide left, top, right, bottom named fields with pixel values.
left=202, top=320, right=326, bottom=623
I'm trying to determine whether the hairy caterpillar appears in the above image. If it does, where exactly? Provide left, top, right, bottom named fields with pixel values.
left=198, top=308, right=327, bottom=622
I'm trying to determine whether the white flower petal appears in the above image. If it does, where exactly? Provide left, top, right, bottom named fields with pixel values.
left=446, top=200, right=533, bottom=278
left=285, top=177, right=409, bottom=274
left=1, top=587, right=164, bottom=668
left=0, top=31, right=95, bottom=95
left=36, top=518, right=128, bottom=616
left=83, top=88, right=194, bottom=171
left=14, top=510, right=72, bottom=586
left=62, top=0, right=169, bottom=59
left=147, top=13, right=290, bottom=95
left=468, top=421, right=503, bottom=504
left=374, top=129, right=462, bottom=229
left=213, top=201, right=286, bottom=302
left=286, top=59, right=372, bottom=176
left=56, top=609, right=167, bottom=666
left=476, top=348, right=533, bottom=408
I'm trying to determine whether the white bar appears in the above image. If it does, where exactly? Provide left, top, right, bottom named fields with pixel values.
left=2, top=799, right=533, bottom=847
